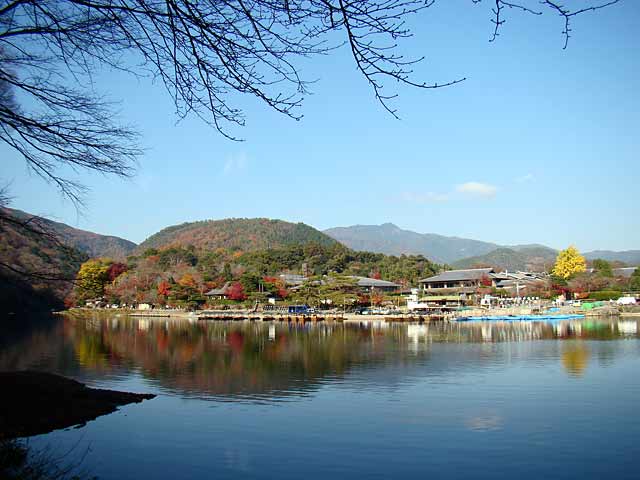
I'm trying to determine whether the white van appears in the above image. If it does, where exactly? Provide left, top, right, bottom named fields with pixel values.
left=617, top=296, right=637, bottom=305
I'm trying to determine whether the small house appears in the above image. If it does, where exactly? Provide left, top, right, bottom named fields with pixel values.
left=204, top=282, right=232, bottom=299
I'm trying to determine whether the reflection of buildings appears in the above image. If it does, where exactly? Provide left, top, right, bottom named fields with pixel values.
left=618, top=320, right=638, bottom=335
left=407, top=324, right=429, bottom=352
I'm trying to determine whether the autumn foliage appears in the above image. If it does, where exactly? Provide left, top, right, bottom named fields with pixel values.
left=107, top=262, right=127, bottom=281
left=226, top=282, right=246, bottom=301
left=157, top=280, right=171, bottom=297
left=552, top=246, right=587, bottom=280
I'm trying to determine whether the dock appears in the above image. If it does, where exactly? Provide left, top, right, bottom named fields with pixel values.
left=197, top=312, right=343, bottom=323
left=127, top=310, right=453, bottom=323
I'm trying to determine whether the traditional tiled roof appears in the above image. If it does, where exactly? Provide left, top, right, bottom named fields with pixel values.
left=614, top=267, right=638, bottom=278
left=419, top=268, right=494, bottom=283
left=349, top=276, right=401, bottom=288
left=279, top=274, right=308, bottom=286
left=205, top=282, right=231, bottom=296
left=420, top=287, right=477, bottom=295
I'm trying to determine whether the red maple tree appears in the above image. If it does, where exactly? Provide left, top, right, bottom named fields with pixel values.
left=107, top=262, right=127, bottom=282
left=226, top=282, right=246, bottom=301
left=157, top=280, right=171, bottom=297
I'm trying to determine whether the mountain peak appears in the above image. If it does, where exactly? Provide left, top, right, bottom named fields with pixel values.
left=380, top=222, right=399, bottom=230
left=324, top=223, right=498, bottom=264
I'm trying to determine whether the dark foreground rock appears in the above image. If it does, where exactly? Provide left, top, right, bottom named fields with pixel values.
left=0, top=371, right=155, bottom=439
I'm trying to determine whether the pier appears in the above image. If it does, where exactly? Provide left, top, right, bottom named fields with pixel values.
left=125, top=309, right=452, bottom=323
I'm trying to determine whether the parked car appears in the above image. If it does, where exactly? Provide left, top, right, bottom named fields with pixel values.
left=288, top=305, right=310, bottom=314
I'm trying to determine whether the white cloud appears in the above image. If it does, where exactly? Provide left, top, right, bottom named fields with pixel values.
left=516, top=173, right=534, bottom=183
left=455, top=182, right=497, bottom=199
left=400, top=191, right=449, bottom=203
left=223, top=152, right=248, bottom=175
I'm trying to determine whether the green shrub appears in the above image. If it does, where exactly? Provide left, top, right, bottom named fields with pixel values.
left=587, top=290, right=620, bottom=301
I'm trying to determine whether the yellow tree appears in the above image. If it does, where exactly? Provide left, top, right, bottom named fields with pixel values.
left=552, top=246, right=587, bottom=280
left=76, top=259, right=112, bottom=301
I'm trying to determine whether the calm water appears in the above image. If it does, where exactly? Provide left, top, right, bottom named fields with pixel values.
left=1, top=314, right=640, bottom=479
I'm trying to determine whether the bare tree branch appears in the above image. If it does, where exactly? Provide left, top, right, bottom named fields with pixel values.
left=472, top=0, right=621, bottom=47
left=0, top=0, right=622, bottom=205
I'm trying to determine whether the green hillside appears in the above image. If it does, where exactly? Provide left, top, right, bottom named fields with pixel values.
left=137, top=218, right=338, bottom=253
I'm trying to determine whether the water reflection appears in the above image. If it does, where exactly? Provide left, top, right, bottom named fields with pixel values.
left=0, top=315, right=638, bottom=400
left=561, top=343, right=590, bottom=376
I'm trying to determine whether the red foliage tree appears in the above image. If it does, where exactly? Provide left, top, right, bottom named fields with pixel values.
left=551, top=283, right=571, bottom=298
left=107, top=262, right=127, bottom=282
left=357, top=294, right=370, bottom=306
left=226, top=282, right=247, bottom=301
left=371, top=271, right=382, bottom=280
left=371, top=291, right=384, bottom=306
left=157, top=280, right=171, bottom=297
left=480, top=274, right=492, bottom=287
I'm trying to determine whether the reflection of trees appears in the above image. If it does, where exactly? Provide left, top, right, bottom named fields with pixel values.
left=62, top=317, right=417, bottom=399
left=61, top=317, right=638, bottom=397
left=0, top=318, right=76, bottom=372
left=2, top=315, right=637, bottom=399
left=562, top=343, right=590, bottom=377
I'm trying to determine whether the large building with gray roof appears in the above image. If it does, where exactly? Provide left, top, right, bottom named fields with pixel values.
left=419, top=268, right=495, bottom=291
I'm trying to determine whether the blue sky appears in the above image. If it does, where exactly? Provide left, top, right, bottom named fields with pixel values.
left=3, top=1, right=639, bottom=251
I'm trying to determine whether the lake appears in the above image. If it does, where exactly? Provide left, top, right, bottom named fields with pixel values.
left=1, top=314, right=639, bottom=479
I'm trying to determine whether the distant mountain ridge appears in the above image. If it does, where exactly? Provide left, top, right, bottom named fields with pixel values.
left=324, top=223, right=498, bottom=264
left=584, top=250, right=640, bottom=266
left=452, top=246, right=558, bottom=272
left=136, top=218, right=338, bottom=253
left=324, top=223, right=638, bottom=268
left=2, top=208, right=136, bottom=259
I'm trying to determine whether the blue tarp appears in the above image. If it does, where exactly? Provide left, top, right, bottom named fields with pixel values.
left=457, top=314, right=586, bottom=323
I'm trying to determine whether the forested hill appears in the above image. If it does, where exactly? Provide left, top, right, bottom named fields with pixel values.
left=2, top=208, right=136, bottom=259
left=0, top=210, right=87, bottom=312
left=72, top=242, right=440, bottom=308
left=136, top=218, right=338, bottom=253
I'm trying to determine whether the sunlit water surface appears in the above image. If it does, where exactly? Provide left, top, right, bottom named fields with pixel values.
left=1, top=314, right=639, bottom=479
